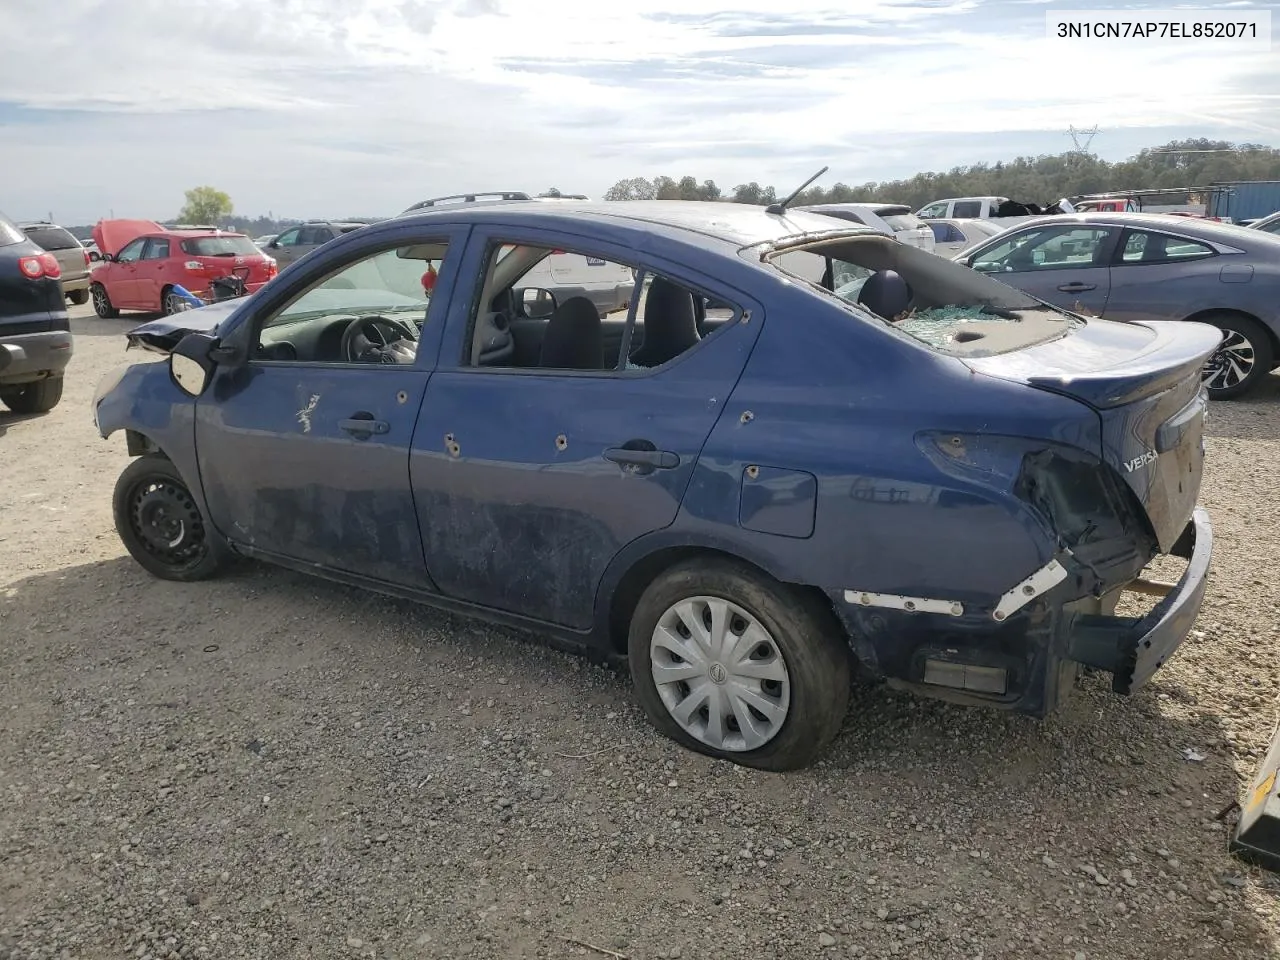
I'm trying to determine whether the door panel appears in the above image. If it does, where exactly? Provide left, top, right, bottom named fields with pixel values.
left=410, top=249, right=762, bottom=628
left=193, top=224, right=469, bottom=587
left=971, top=225, right=1115, bottom=316
left=1104, top=229, right=1222, bottom=323
left=410, top=368, right=739, bottom=628
left=197, top=367, right=433, bottom=585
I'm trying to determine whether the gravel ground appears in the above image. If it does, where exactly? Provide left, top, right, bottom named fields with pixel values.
left=2, top=304, right=1279, bottom=960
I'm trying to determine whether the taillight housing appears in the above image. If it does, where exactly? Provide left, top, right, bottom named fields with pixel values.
left=265, top=258, right=277, bottom=279
left=18, top=252, right=61, bottom=280
left=82, top=249, right=90, bottom=267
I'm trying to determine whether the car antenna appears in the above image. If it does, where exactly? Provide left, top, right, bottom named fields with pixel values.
left=765, top=165, right=829, bottom=215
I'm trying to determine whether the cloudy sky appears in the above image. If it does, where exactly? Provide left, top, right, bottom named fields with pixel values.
left=2, top=0, right=1277, bottom=223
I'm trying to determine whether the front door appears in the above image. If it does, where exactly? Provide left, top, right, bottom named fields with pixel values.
left=135, top=237, right=172, bottom=310
left=970, top=224, right=1116, bottom=316
left=109, top=236, right=148, bottom=307
left=195, top=228, right=466, bottom=587
left=410, top=228, right=761, bottom=629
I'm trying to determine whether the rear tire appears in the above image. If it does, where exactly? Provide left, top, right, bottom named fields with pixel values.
left=0, top=377, right=63, bottom=414
left=91, top=282, right=119, bottom=319
left=113, top=454, right=229, bottom=581
left=67, top=288, right=89, bottom=306
left=161, top=286, right=183, bottom=316
left=628, top=557, right=852, bottom=771
left=1199, top=313, right=1274, bottom=400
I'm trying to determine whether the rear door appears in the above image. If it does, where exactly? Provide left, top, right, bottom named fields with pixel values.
left=969, top=224, right=1116, bottom=316
left=1103, top=228, right=1221, bottom=323
left=410, top=225, right=763, bottom=629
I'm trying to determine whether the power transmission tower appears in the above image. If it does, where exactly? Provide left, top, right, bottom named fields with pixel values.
left=1067, top=125, right=1099, bottom=157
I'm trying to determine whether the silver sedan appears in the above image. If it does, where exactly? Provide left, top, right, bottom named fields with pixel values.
left=956, top=212, right=1280, bottom=399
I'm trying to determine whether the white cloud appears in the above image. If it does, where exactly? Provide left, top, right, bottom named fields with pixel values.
left=0, top=0, right=1275, bottom=221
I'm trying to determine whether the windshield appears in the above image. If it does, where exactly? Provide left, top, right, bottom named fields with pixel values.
left=765, top=235, right=1080, bottom=358
left=181, top=236, right=260, bottom=256
left=0, top=211, right=23, bottom=246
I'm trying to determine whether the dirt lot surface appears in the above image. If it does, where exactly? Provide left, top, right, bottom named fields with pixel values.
left=2, top=303, right=1280, bottom=960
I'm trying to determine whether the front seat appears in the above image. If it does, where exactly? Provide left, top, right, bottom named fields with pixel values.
left=857, top=269, right=913, bottom=322
left=630, top=277, right=700, bottom=367
left=539, top=296, right=604, bottom=369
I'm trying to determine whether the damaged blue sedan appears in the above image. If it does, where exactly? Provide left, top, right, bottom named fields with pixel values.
left=94, top=198, right=1218, bottom=771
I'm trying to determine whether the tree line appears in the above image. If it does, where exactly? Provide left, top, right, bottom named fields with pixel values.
left=602, top=139, right=1280, bottom=209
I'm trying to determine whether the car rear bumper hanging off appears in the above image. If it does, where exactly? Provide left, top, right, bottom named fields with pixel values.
left=1065, top=507, right=1213, bottom=694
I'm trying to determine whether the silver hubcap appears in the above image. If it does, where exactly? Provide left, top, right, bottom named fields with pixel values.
left=649, top=596, right=791, bottom=752
left=92, top=286, right=108, bottom=312
left=1203, top=329, right=1255, bottom=390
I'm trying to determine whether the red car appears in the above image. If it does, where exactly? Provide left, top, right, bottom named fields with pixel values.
left=89, top=219, right=277, bottom=318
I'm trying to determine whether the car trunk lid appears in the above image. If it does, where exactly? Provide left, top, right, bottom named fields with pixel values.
left=966, top=318, right=1222, bottom=552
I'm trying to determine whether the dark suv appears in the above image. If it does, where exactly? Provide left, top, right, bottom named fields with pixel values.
left=0, top=208, right=72, bottom=413
left=18, top=221, right=91, bottom=304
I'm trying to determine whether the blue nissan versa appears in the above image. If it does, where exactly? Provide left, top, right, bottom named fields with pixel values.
left=93, top=199, right=1218, bottom=771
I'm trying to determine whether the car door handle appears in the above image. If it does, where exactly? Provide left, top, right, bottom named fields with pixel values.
left=604, top=446, right=680, bottom=469
left=1056, top=282, right=1097, bottom=292
left=340, top=416, right=389, bottom=437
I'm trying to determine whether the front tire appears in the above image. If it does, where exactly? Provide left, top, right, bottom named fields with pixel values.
left=90, top=282, right=119, bottom=319
left=628, top=558, right=851, bottom=771
left=0, top=377, right=63, bottom=414
left=67, top=288, right=89, bottom=306
left=1200, top=313, right=1274, bottom=400
left=113, top=454, right=229, bottom=581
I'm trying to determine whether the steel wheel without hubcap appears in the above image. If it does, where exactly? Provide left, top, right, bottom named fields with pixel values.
left=1203, top=329, right=1255, bottom=393
left=127, top=476, right=209, bottom=573
left=650, top=595, right=791, bottom=752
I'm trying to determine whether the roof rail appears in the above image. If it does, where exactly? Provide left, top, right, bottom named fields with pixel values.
left=401, top=191, right=532, bottom=214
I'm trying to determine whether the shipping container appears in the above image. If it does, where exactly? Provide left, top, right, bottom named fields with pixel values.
left=1205, top=181, right=1280, bottom=221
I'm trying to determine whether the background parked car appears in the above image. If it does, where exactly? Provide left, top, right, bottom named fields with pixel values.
left=90, top=220, right=277, bottom=317
left=926, top=217, right=1006, bottom=257
left=0, top=208, right=71, bottom=413
left=399, top=192, right=636, bottom=316
left=797, top=203, right=936, bottom=253
left=956, top=212, right=1280, bottom=398
left=17, top=220, right=91, bottom=305
left=263, top=220, right=368, bottom=268
left=1248, top=211, right=1280, bottom=235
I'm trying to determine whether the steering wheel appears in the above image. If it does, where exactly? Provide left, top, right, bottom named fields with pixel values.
left=340, top=315, right=417, bottom=364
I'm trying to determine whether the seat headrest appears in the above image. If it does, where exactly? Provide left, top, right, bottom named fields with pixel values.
left=856, top=269, right=912, bottom=322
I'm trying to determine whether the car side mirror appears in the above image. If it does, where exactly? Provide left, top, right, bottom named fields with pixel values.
left=88, top=250, right=101, bottom=262
left=516, top=287, right=558, bottom=320
left=170, top=332, right=219, bottom=396
left=268, top=240, right=279, bottom=249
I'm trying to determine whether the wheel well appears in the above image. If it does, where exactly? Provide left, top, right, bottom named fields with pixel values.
left=124, top=429, right=163, bottom=457
left=1183, top=307, right=1279, bottom=354
left=606, top=546, right=838, bottom=655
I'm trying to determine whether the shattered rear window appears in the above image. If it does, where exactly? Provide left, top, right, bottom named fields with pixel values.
left=764, top=237, right=1081, bottom=358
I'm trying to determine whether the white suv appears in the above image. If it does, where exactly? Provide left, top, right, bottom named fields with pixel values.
left=399, top=192, right=635, bottom=317
left=796, top=203, right=936, bottom=254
